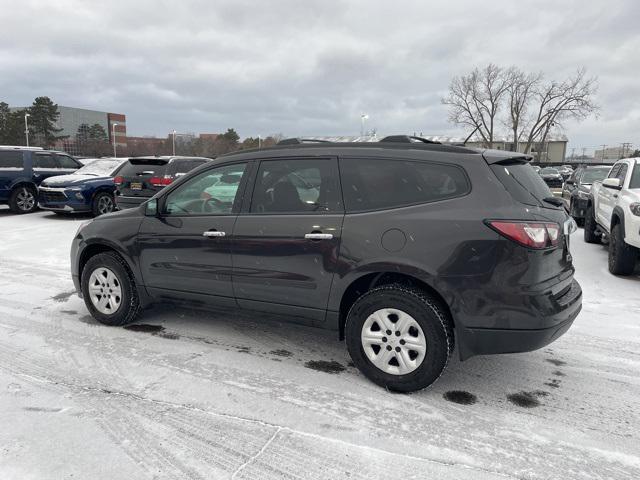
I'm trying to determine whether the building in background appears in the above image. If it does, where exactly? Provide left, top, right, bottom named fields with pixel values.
left=593, top=145, right=635, bottom=161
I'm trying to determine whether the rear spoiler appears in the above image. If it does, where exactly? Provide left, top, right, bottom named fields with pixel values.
left=479, top=149, right=533, bottom=165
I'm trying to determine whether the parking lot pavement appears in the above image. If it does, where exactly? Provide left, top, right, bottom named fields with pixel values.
left=0, top=207, right=638, bottom=480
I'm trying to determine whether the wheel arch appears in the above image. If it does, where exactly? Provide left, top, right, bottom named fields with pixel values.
left=336, top=271, right=455, bottom=345
left=611, top=206, right=625, bottom=236
left=78, top=240, right=137, bottom=283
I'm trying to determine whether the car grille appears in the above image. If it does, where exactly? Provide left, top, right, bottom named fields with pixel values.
left=41, top=191, right=67, bottom=202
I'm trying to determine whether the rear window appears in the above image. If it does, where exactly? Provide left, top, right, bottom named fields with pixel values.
left=340, top=158, right=470, bottom=212
left=118, top=159, right=168, bottom=177
left=490, top=162, right=552, bottom=207
left=0, top=151, right=24, bottom=169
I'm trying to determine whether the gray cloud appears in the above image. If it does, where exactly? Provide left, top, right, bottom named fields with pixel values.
left=1, top=0, right=639, bottom=152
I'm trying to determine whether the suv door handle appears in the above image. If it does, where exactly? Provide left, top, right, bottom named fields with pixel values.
left=203, top=230, right=226, bottom=237
left=305, top=233, right=333, bottom=240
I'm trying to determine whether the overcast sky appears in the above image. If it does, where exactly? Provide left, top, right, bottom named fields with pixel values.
left=1, top=0, right=638, bottom=152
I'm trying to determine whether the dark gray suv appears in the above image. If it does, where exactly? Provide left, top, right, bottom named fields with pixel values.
left=70, top=139, right=582, bottom=392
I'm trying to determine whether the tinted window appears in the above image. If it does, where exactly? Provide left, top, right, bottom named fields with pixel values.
left=490, top=162, right=551, bottom=207
left=55, top=154, right=79, bottom=169
left=629, top=163, right=640, bottom=189
left=118, top=159, right=169, bottom=178
left=0, top=151, right=24, bottom=169
left=251, top=159, right=341, bottom=213
left=607, top=164, right=621, bottom=179
left=340, top=158, right=470, bottom=212
left=616, top=164, right=628, bottom=183
left=164, top=163, right=247, bottom=215
left=33, top=154, right=57, bottom=169
left=168, top=159, right=206, bottom=176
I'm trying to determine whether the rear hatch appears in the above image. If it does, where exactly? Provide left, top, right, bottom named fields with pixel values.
left=486, top=153, right=575, bottom=294
left=115, top=158, right=170, bottom=199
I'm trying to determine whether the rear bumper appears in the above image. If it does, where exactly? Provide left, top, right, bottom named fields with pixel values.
left=39, top=203, right=90, bottom=213
left=457, top=279, right=582, bottom=360
left=569, top=197, right=589, bottom=219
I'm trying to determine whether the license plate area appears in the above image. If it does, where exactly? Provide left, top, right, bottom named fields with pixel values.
left=130, top=182, right=143, bottom=191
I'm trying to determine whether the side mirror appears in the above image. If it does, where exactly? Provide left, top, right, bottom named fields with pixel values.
left=145, top=198, right=158, bottom=216
left=602, top=178, right=622, bottom=190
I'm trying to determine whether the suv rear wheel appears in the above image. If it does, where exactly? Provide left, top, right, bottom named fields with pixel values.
left=9, top=186, right=37, bottom=214
left=345, top=285, right=452, bottom=392
left=583, top=203, right=599, bottom=244
left=81, top=252, right=141, bottom=325
left=608, top=223, right=637, bottom=276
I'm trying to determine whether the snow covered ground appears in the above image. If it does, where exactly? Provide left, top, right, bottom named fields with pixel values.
left=0, top=206, right=638, bottom=480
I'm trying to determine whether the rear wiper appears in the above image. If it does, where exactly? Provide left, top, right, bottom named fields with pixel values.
left=542, top=196, right=564, bottom=207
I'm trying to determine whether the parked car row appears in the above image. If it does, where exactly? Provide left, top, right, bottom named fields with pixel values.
left=0, top=146, right=212, bottom=216
left=71, top=137, right=582, bottom=392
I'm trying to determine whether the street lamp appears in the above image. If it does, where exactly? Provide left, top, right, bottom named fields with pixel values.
left=112, top=122, right=118, bottom=157
left=24, top=113, right=30, bottom=147
left=360, top=114, right=369, bottom=137
left=258, top=134, right=261, bottom=149
left=172, top=130, right=176, bottom=156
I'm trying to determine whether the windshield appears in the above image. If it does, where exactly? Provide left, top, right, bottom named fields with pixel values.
left=541, top=168, right=559, bottom=174
left=581, top=167, right=610, bottom=185
left=76, top=159, right=125, bottom=177
left=629, top=162, right=640, bottom=189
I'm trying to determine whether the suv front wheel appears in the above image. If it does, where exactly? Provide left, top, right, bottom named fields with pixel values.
left=81, top=252, right=141, bottom=325
left=345, top=285, right=452, bottom=392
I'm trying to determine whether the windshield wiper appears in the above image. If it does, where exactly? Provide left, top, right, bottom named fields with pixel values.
left=542, top=196, right=564, bottom=207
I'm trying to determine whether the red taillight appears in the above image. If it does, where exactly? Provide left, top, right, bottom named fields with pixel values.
left=486, top=220, right=560, bottom=249
left=113, top=176, right=123, bottom=186
left=149, top=176, right=173, bottom=186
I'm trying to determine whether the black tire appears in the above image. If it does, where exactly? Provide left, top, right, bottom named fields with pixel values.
left=8, top=186, right=38, bottom=214
left=583, top=203, right=599, bottom=244
left=92, top=192, right=116, bottom=217
left=345, top=284, right=453, bottom=393
left=81, top=252, right=141, bottom=326
left=608, top=223, right=637, bottom=276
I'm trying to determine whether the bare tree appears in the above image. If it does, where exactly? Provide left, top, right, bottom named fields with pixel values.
left=504, top=68, right=541, bottom=151
left=442, top=64, right=510, bottom=147
left=522, top=69, right=598, bottom=159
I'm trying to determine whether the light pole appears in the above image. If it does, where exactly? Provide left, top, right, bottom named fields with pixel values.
left=360, top=114, right=368, bottom=137
left=258, top=134, right=261, bottom=149
left=172, top=130, right=176, bottom=156
left=24, top=113, right=30, bottom=147
left=112, top=122, right=119, bottom=157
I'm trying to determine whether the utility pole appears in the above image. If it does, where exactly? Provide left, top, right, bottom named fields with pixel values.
left=112, top=122, right=118, bottom=157
left=621, top=142, right=632, bottom=159
left=24, top=113, right=30, bottom=147
left=600, top=144, right=607, bottom=161
left=570, top=147, right=575, bottom=159
left=172, top=130, right=176, bottom=156
left=581, top=147, right=586, bottom=158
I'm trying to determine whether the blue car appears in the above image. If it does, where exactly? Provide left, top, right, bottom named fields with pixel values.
left=0, top=146, right=83, bottom=213
left=38, top=158, right=128, bottom=216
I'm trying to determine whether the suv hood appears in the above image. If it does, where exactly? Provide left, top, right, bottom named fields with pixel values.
left=41, top=174, right=111, bottom=187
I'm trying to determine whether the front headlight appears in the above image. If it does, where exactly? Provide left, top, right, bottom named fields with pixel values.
left=67, top=187, right=85, bottom=200
left=630, top=203, right=640, bottom=217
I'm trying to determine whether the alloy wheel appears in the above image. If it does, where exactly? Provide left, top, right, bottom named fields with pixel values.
left=16, top=188, right=35, bottom=212
left=97, top=195, right=114, bottom=215
left=88, top=267, right=122, bottom=315
left=361, top=308, right=426, bottom=375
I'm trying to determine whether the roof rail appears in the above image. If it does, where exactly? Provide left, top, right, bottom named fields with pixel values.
left=277, top=138, right=333, bottom=145
left=379, top=135, right=441, bottom=145
left=0, top=145, right=44, bottom=151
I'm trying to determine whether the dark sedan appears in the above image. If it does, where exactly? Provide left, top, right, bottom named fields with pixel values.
left=539, top=167, right=564, bottom=190
left=561, top=165, right=611, bottom=225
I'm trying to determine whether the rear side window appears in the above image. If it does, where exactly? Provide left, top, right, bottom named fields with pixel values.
left=490, top=162, right=551, bottom=207
left=340, top=158, right=470, bottom=212
left=55, top=154, right=79, bottom=169
left=0, top=151, right=24, bottom=169
left=118, top=160, right=168, bottom=178
left=33, top=154, right=57, bottom=169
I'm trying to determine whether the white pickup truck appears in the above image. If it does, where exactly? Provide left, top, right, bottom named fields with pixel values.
left=585, top=158, right=640, bottom=275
